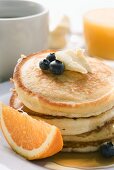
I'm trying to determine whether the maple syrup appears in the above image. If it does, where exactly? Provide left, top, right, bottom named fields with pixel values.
left=52, top=152, right=114, bottom=168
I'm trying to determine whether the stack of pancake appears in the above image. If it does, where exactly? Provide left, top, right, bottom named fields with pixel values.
left=10, top=50, right=114, bottom=152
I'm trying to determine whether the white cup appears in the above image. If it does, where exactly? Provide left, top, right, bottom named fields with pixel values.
left=0, top=1, right=48, bottom=82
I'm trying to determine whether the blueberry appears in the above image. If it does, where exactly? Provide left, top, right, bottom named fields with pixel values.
left=100, top=142, right=114, bottom=158
left=46, top=53, right=56, bottom=62
left=39, top=59, right=50, bottom=70
left=49, top=60, right=65, bottom=75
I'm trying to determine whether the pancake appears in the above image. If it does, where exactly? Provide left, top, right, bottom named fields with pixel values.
left=63, top=120, right=114, bottom=142
left=32, top=112, right=114, bottom=136
left=10, top=91, right=114, bottom=136
left=63, top=145, right=100, bottom=152
left=63, top=120, right=114, bottom=152
left=13, top=50, right=114, bottom=118
left=63, top=140, right=110, bottom=152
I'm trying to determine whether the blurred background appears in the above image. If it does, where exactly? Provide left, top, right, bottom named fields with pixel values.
left=0, top=0, right=114, bottom=82
left=37, top=0, right=114, bottom=32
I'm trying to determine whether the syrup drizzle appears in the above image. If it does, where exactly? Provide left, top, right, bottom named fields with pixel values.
left=52, top=152, right=114, bottom=168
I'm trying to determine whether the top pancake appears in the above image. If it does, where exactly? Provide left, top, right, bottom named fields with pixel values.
left=13, top=50, right=114, bottom=117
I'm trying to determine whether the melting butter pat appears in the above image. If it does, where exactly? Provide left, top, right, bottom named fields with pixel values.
left=55, top=49, right=92, bottom=74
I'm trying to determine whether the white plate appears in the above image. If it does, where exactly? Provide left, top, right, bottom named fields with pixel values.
left=1, top=81, right=114, bottom=170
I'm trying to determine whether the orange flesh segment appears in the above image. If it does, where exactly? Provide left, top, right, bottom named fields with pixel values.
left=2, top=106, right=52, bottom=150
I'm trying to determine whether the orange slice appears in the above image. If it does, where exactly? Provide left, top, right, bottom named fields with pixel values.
left=0, top=103, right=63, bottom=160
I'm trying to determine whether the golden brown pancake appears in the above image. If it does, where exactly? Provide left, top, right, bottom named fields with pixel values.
left=13, top=50, right=114, bottom=118
left=63, top=140, right=110, bottom=152
left=63, top=120, right=114, bottom=142
left=10, top=91, right=114, bottom=136
left=63, top=120, right=114, bottom=152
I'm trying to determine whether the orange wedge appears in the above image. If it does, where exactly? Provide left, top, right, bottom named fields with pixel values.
left=0, top=103, right=63, bottom=160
